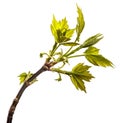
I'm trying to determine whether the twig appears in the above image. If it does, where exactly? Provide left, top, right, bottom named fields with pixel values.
left=6, top=62, right=51, bottom=123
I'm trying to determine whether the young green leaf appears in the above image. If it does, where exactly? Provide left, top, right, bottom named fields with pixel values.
left=81, top=33, right=103, bottom=48
left=76, top=5, right=85, bottom=41
left=84, top=46, right=100, bottom=55
left=18, top=71, right=37, bottom=84
left=72, top=63, right=94, bottom=82
left=50, top=16, right=74, bottom=43
left=50, top=16, right=58, bottom=42
left=84, top=46, right=113, bottom=67
left=18, top=72, right=27, bottom=84
left=70, top=63, right=94, bottom=92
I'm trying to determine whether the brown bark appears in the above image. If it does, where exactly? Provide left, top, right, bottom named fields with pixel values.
left=6, top=63, right=49, bottom=123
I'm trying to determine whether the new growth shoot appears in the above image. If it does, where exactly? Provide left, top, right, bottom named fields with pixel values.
left=7, top=5, right=113, bottom=123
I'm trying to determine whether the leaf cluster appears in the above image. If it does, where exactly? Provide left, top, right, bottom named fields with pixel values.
left=18, top=5, right=113, bottom=93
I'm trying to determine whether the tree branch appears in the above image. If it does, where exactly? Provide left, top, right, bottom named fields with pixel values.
left=6, top=62, right=50, bottom=123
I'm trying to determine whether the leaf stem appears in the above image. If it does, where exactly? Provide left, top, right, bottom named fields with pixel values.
left=46, top=42, right=60, bottom=62
left=51, top=68, right=72, bottom=75
left=66, top=45, right=83, bottom=56
left=68, top=54, right=84, bottom=59
left=63, top=39, right=78, bottom=57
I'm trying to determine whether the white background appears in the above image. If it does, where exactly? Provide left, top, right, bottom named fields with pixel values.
left=0, top=0, right=120, bottom=123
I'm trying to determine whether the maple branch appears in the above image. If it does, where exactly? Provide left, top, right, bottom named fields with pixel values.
left=6, top=5, right=113, bottom=123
